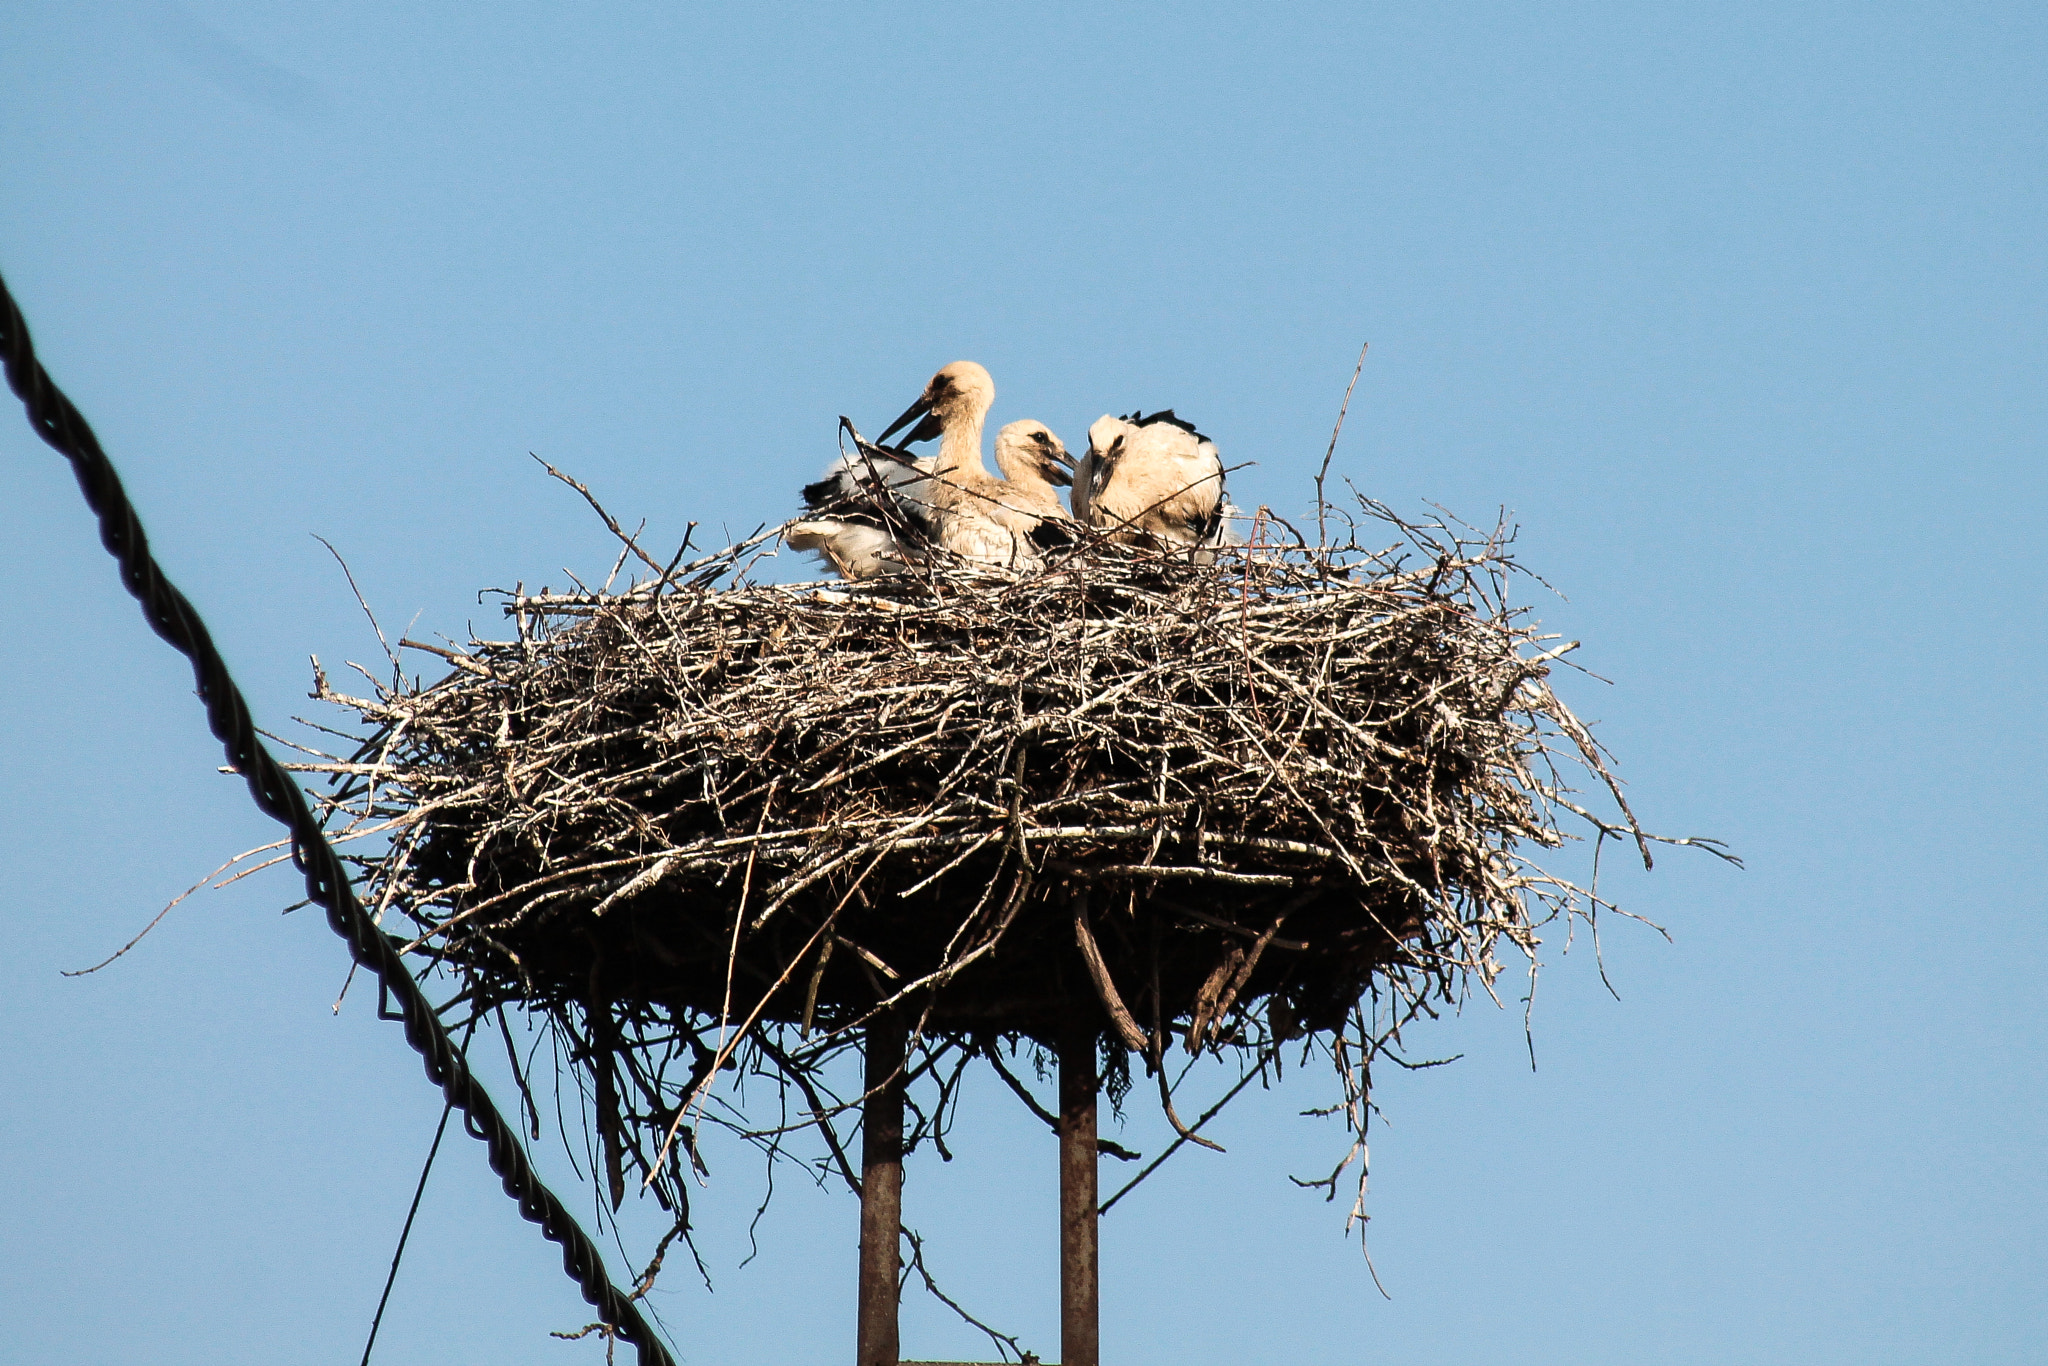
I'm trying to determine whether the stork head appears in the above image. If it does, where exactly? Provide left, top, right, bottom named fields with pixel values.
left=879, top=361, right=995, bottom=447
left=1086, top=413, right=1136, bottom=464
left=994, top=419, right=1074, bottom=488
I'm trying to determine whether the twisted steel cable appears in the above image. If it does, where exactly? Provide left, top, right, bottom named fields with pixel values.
left=0, top=266, right=675, bottom=1366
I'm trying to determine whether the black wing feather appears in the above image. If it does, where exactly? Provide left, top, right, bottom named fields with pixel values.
left=1121, top=408, right=1206, bottom=439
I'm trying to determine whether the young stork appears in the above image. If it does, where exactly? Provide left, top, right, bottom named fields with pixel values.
left=1071, top=409, right=1233, bottom=550
left=874, top=361, right=1074, bottom=570
left=784, top=441, right=929, bottom=580
left=991, top=419, right=1077, bottom=526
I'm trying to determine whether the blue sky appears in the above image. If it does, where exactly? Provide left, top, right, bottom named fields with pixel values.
left=2, top=3, right=2042, bottom=1363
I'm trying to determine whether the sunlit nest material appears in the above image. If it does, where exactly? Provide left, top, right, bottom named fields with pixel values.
left=303, top=492, right=1705, bottom=1263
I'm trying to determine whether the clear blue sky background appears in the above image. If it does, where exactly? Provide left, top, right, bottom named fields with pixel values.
left=3, top=3, right=2042, bottom=1363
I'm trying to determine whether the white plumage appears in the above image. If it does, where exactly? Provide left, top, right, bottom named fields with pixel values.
left=784, top=441, right=928, bottom=579
left=1071, top=409, right=1233, bottom=551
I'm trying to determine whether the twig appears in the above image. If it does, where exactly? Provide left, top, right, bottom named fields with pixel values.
left=64, top=840, right=289, bottom=975
left=1315, top=342, right=1369, bottom=549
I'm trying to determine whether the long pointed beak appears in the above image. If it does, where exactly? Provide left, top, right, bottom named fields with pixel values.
left=878, top=394, right=938, bottom=446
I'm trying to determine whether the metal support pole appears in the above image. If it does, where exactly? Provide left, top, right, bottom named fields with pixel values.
left=859, top=1012, right=906, bottom=1366
left=1058, top=1024, right=1100, bottom=1366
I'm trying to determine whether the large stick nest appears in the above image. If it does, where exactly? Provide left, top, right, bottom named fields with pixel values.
left=320, top=504, right=1624, bottom=1029
left=303, top=496, right=1709, bottom=1301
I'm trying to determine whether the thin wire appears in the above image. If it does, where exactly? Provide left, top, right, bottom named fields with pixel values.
left=361, top=1100, right=453, bottom=1366
left=0, top=264, right=675, bottom=1366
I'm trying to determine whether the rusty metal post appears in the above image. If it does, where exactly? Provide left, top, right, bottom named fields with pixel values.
left=859, top=1011, right=906, bottom=1366
left=1058, top=1024, right=1100, bottom=1366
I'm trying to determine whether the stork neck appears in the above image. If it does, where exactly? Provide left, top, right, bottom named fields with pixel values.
left=933, top=410, right=990, bottom=477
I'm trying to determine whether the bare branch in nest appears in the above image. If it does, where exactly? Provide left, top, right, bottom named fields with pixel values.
left=63, top=839, right=290, bottom=975
left=1316, top=342, right=1369, bottom=551
left=1073, top=894, right=1150, bottom=1055
left=531, top=453, right=670, bottom=584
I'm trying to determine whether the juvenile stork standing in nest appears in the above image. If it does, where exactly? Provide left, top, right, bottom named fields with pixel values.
left=1072, top=409, right=1236, bottom=552
left=787, top=362, right=1075, bottom=578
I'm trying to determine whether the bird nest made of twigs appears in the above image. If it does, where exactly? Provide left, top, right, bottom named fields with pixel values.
left=302, top=496, right=1703, bottom=1247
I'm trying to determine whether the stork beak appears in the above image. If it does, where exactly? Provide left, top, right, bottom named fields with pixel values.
left=878, top=394, right=941, bottom=447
